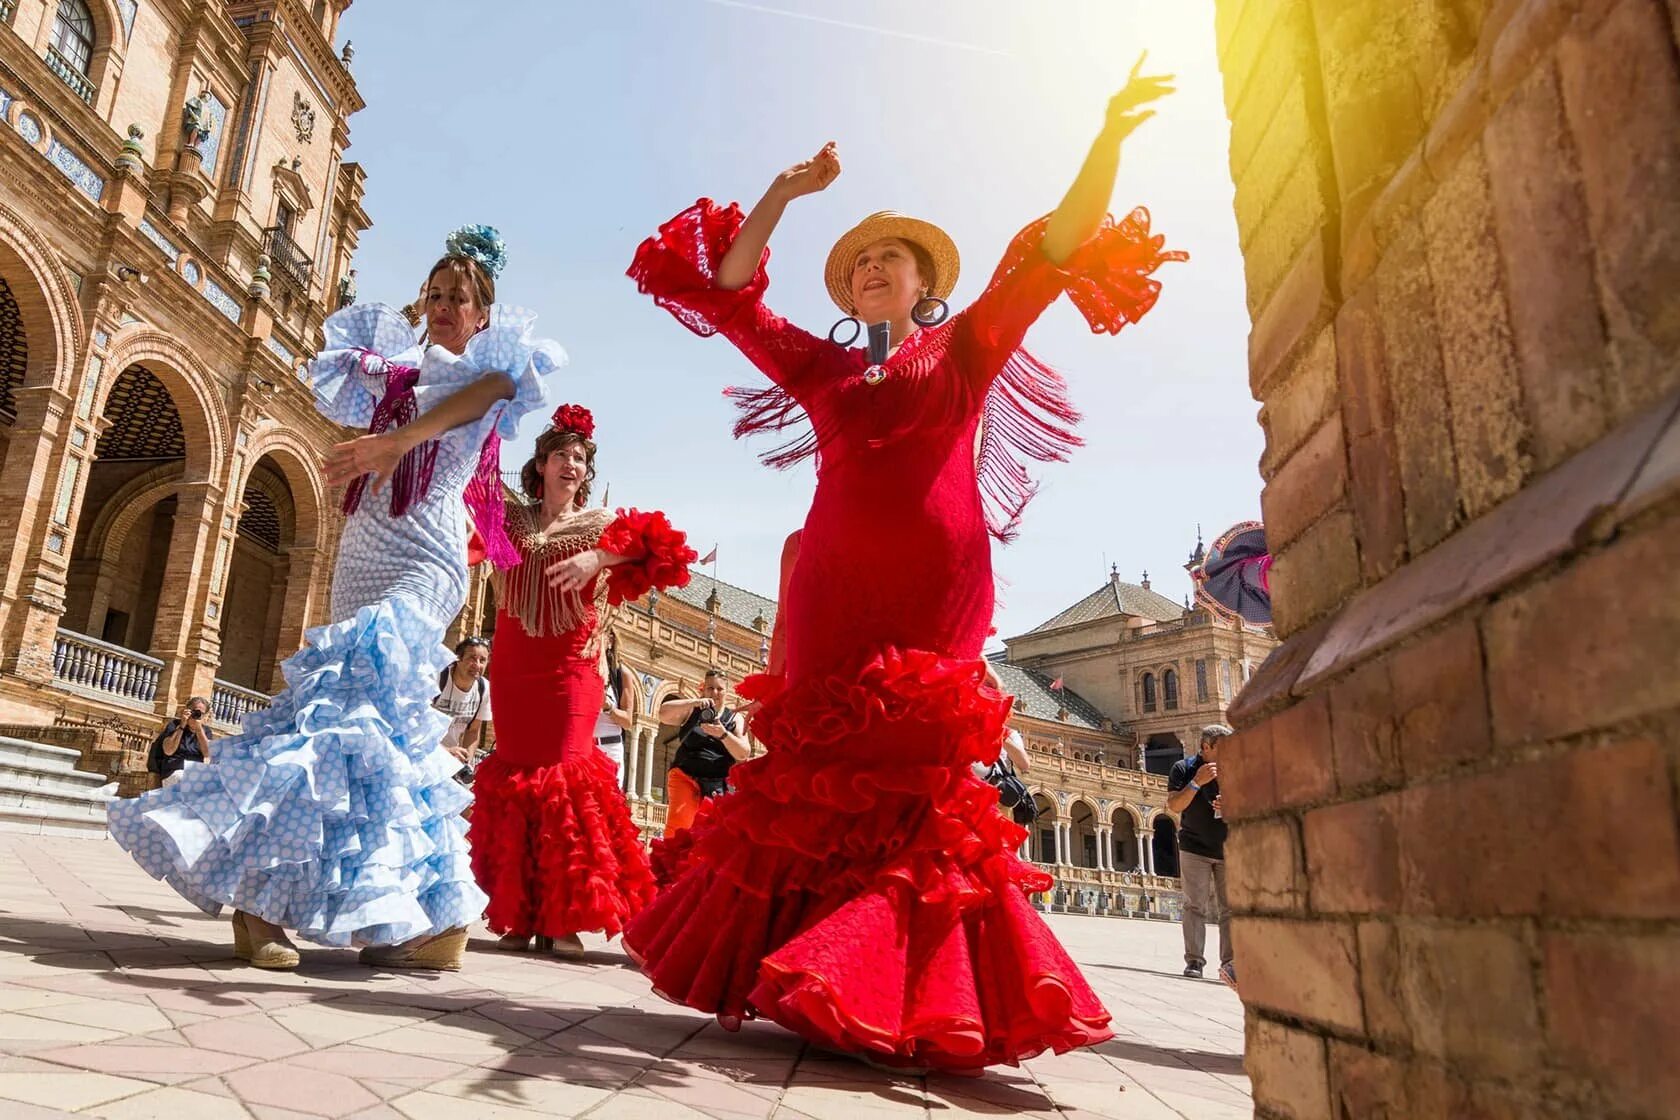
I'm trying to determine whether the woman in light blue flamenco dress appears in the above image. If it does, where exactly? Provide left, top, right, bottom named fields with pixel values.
left=108, top=225, right=564, bottom=972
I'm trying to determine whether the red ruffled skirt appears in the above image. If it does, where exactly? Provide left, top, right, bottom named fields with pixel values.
left=470, top=646, right=655, bottom=939
left=624, top=647, right=1112, bottom=1071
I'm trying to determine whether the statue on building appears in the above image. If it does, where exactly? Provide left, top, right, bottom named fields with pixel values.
left=340, top=40, right=355, bottom=67
left=336, top=268, right=357, bottom=310
left=181, top=91, right=213, bottom=150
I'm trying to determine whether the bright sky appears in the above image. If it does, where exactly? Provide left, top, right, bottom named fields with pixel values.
left=340, top=0, right=1260, bottom=643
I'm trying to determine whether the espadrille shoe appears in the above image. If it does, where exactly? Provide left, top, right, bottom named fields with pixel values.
left=231, top=911, right=300, bottom=970
left=357, top=927, right=468, bottom=971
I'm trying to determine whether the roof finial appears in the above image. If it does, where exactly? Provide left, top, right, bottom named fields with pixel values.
left=1141, top=569, right=1151, bottom=590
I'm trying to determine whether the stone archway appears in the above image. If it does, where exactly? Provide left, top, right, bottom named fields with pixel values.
left=1144, top=731, right=1186, bottom=776
left=219, top=458, right=296, bottom=690
left=1069, top=799, right=1101, bottom=869
left=1152, top=814, right=1180, bottom=879
left=1029, top=792, right=1059, bottom=864
left=1110, top=806, right=1142, bottom=871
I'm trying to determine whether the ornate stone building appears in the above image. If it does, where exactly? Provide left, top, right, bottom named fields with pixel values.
left=0, top=1, right=366, bottom=748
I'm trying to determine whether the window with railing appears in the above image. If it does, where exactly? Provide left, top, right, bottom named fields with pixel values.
left=46, top=0, right=95, bottom=103
left=262, top=223, right=314, bottom=294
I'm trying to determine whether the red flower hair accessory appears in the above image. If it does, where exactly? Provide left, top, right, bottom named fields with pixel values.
left=550, top=404, right=595, bottom=439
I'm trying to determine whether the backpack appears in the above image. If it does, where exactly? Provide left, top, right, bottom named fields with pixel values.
left=436, top=668, right=487, bottom=722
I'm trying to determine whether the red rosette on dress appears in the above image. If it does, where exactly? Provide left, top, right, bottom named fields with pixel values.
left=468, top=744, right=655, bottom=939
left=622, top=645, right=1109, bottom=1072
left=599, top=508, right=698, bottom=605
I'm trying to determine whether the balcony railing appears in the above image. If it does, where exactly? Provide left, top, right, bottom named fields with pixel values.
left=52, top=630, right=161, bottom=707
left=211, top=679, right=272, bottom=730
left=0, top=1, right=17, bottom=23
left=43, top=47, right=95, bottom=105
left=262, top=225, right=313, bottom=293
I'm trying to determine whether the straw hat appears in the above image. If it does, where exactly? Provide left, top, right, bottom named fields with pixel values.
left=823, top=211, right=960, bottom=315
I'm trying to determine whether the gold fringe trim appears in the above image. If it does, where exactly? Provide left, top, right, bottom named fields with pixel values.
left=502, top=503, right=617, bottom=643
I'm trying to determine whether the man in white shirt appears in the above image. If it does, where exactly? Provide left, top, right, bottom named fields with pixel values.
left=434, top=637, right=492, bottom=779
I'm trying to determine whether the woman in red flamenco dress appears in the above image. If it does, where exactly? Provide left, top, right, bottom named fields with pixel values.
left=623, top=65, right=1182, bottom=1070
left=468, top=404, right=696, bottom=956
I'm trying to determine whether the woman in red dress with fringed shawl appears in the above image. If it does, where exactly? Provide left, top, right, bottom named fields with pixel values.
left=467, top=404, right=696, bottom=957
left=623, top=66, right=1182, bottom=1071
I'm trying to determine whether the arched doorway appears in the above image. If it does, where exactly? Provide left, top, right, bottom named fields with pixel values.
left=1069, top=800, right=1100, bottom=869
left=1145, top=731, right=1185, bottom=776
left=62, top=364, right=187, bottom=654
left=1030, top=793, right=1057, bottom=863
left=1110, top=808, right=1141, bottom=871
left=1152, top=815, right=1180, bottom=879
left=219, top=457, right=296, bottom=691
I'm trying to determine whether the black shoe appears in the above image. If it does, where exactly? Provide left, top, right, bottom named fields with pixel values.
left=1183, top=962, right=1204, bottom=979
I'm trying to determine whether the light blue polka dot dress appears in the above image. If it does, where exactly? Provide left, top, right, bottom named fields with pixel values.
left=108, top=303, right=564, bottom=947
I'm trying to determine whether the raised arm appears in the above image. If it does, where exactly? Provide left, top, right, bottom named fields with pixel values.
left=716, top=143, right=841, bottom=291
left=1041, top=55, right=1175, bottom=265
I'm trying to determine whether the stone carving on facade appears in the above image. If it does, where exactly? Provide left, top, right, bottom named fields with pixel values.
left=336, top=268, right=357, bottom=310
left=181, top=91, right=213, bottom=150
left=292, top=91, right=316, bottom=143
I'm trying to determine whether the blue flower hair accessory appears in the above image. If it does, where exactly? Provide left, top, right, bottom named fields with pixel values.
left=444, top=223, right=508, bottom=279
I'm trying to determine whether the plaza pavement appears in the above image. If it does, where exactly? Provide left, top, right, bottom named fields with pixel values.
left=0, top=834, right=1249, bottom=1119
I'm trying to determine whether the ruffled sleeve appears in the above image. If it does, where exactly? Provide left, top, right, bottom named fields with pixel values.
left=309, top=303, right=421, bottom=427
left=598, top=509, right=698, bottom=606
left=628, top=199, right=827, bottom=401
left=414, top=303, right=568, bottom=443
left=956, top=208, right=1187, bottom=384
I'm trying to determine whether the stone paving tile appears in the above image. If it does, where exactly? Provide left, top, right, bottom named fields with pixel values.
left=89, top=1085, right=256, bottom=1120
left=0, top=834, right=1248, bottom=1119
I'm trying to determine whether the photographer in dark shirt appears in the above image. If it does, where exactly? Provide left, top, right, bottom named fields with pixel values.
left=660, top=668, right=750, bottom=836
left=1167, top=724, right=1235, bottom=987
left=147, top=697, right=213, bottom=787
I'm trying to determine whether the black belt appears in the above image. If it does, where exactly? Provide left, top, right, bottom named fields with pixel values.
left=596, top=734, right=622, bottom=746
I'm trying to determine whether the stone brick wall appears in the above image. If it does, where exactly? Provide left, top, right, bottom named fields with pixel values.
left=1214, top=2, right=1680, bottom=1117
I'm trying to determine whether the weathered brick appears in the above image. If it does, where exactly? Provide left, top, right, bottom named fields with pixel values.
left=1312, top=0, right=1429, bottom=208
left=1356, top=919, right=1410, bottom=1046
left=1262, top=415, right=1349, bottom=551
left=1327, top=656, right=1402, bottom=791
left=1304, top=793, right=1402, bottom=912
left=1270, top=508, right=1361, bottom=636
left=1260, top=328, right=1339, bottom=479
left=1484, top=60, right=1611, bottom=470
left=1544, top=930, right=1680, bottom=1118
left=1244, top=167, right=1333, bottom=322
left=1399, top=923, right=1542, bottom=1078
left=1398, top=766, right=1549, bottom=917
left=1250, top=237, right=1335, bottom=399
left=1247, top=1016, right=1333, bottom=1120
left=1484, top=522, right=1680, bottom=745
left=1560, top=0, right=1680, bottom=402
left=1328, top=1041, right=1409, bottom=1120
left=1347, top=429, right=1408, bottom=583
left=1270, top=692, right=1337, bottom=808
left=1389, top=621, right=1490, bottom=776
left=1424, top=144, right=1530, bottom=518
left=1376, top=223, right=1461, bottom=552
left=1336, top=282, right=1392, bottom=440
left=1227, top=816, right=1305, bottom=914
left=1545, top=737, right=1680, bottom=919
left=1235, top=916, right=1364, bottom=1031
left=1217, top=720, right=1277, bottom=821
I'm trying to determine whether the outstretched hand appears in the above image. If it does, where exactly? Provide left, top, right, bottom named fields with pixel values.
left=1104, top=52, right=1175, bottom=142
left=773, top=141, right=841, bottom=200
left=325, top=432, right=407, bottom=494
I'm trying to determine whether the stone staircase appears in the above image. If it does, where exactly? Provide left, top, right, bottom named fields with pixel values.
left=0, top=736, right=117, bottom=836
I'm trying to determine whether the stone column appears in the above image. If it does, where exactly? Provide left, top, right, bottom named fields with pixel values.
left=622, top=725, right=640, bottom=797
left=0, top=384, right=76, bottom=683
left=146, top=481, right=223, bottom=711
left=639, top=726, right=656, bottom=801
left=267, top=545, right=323, bottom=692
left=1139, top=831, right=1154, bottom=876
